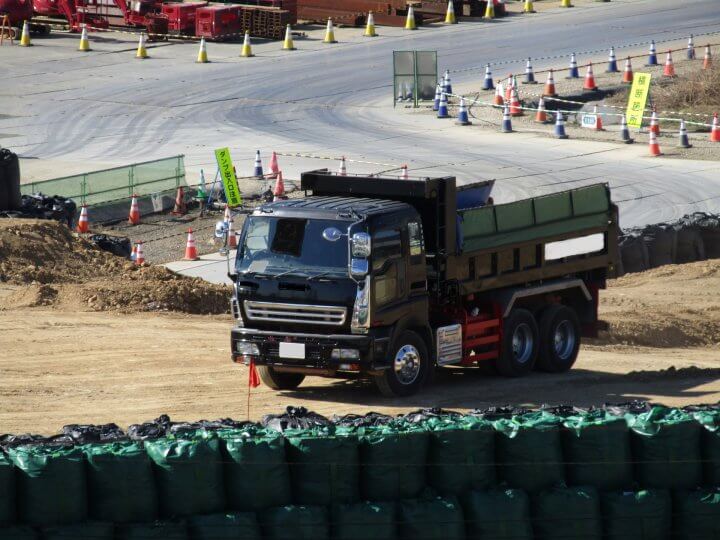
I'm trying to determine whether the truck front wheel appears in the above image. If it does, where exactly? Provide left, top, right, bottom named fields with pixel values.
left=496, top=309, right=538, bottom=377
left=373, top=330, right=430, bottom=397
left=537, top=305, right=580, bottom=373
left=257, top=366, right=305, bottom=390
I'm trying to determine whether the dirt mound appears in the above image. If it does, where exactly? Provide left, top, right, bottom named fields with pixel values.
left=0, top=219, right=229, bottom=315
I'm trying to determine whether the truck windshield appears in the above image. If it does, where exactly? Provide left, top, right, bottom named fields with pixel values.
left=236, top=216, right=350, bottom=276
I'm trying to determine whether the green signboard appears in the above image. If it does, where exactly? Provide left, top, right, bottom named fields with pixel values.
left=214, top=147, right=242, bottom=207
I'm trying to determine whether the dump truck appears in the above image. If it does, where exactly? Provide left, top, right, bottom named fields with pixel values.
left=222, top=169, right=619, bottom=397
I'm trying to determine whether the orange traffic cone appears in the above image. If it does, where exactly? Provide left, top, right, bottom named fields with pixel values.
left=535, top=97, right=548, bottom=123
left=505, top=75, right=513, bottom=102
left=77, top=205, right=90, bottom=233
left=663, top=50, right=675, bottom=77
left=172, top=186, right=187, bottom=215
left=183, top=228, right=199, bottom=261
left=583, top=63, right=597, bottom=91
left=269, top=151, right=280, bottom=179
left=622, top=57, right=634, bottom=83
left=648, top=130, right=662, bottom=156
left=400, top=165, right=409, bottom=180
left=135, top=242, right=145, bottom=265
left=710, top=112, right=720, bottom=142
left=649, top=107, right=660, bottom=135
left=543, top=69, right=557, bottom=97
left=509, top=86, right=523, bottom=116
left=273, top=171, right=285, bottom=200
left=703, top=45, right=712, bottom=70
left=227, top=216, right=237, bottom=248
left=131, top=244, right=137, bottom=262
left=128, top=194, right=140, bottom=225
left=593, top=105, right=603, bottom=131
left=493, top=83, right=505, bottom=106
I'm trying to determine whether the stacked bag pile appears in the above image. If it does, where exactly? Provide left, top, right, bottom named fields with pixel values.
left=1, top=403, right=719, bottom=539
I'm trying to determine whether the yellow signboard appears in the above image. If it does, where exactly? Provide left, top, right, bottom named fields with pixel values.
left=625, top=72, right=652, bottom=129
left=214, top=147, right=242, bottom=207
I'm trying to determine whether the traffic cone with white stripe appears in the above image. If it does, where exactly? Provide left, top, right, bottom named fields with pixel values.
left=648, top=130, right=662, bottom=156
left=583, top=63, right=597, bottom=91
left=396, top=85, right=405, bottom=102
left=253, top=150, right=263, bottom=177
left=196, top=37, right=209, bottom=63
left=77, top=205, right=90, bottom=233
left=269, top=152, right=279, bottom=179
left=338, top=156, right=347, bottom=175
left=524, top=0, right=535, bottom=13
left=324, top=18, right=337, bottom=42
left=711, top=113, right=720, bottom=143
left=78, top=25, right=91, bottom=52
left=535, top=97, right=548, bottom=123
left=364, top=12, right=377, bottom=36
left=172, top=186, right=187, bottom=215
left=482, top=64, right=494, bottom=90
left=560, top=0, right=572, bottom=7
left=134, top=242, right=145, bottom=265
left=510, top=87, right=523, bottom=116
left=456, top=97, right=471, bottom=125
left=649, top=107, right=660, bottom=135
left=606, top=47, right=618, bottom=72
left=136, top=33, right=148, bottom=59
left=227, top=216, right=237, bottom=248
left=130, top=244, right=137, bottom=263
left=622, top=57, right=633, bottom=83
left=620, top=115, right=633, bottom=144
left=484, top=0, right=495, bottom=19
left=703, top=45, right=712, bottom=70
left=524, top=58, right=536, bottom=84
left=505, top=74, right=513, bottom=102
left=443, top=70, right=452, bottom=95
left=224, top=204, right=231, bottom=223
left=128, top=195, right=140, bottom=225
left=493, top=83, right=504, bottom=106
left=592, top=105, right=603, bottom=130
left=543, top=69, right=557, bottom=97
left=646, top=40, right=657, bottom=66
left=19, top=21, right=31, bottom=47
left=405, top=6, right=417, bottom=30
left=437, top=92, right=450, bottom=118
left=183, top=229, right=199, bottom=261
left=501, top=103, right=513, bottom=133
left=240, top=31, right=253, bottom=56
left=273, top=171, right=285, bottom=200
left=687, top=35, right=695, bottom=60
left=678, top=120, right=692, bottom=148
left=444, top=0, right=457, bottom=24
left=400, top=165, right=409, bottom=180
left=663, top=50, right=675, bottom=77
left=554, top=112, right=568, bottom=139
left=567, top=53, right=579, bottom=78
left=282, top=24, right=295, bottom=50
left=432, top=84, right=441, bottom=111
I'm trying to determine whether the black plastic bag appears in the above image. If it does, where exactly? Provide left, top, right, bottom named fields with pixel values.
left=88, top=234, right=132, bottom=259
left=332, top=413, right=394, bottom=428
left=262, top=406, right=331, bottom=432
left=127, top=415, right=173, bottom=441
left=62, top=423, right=126, bottom=444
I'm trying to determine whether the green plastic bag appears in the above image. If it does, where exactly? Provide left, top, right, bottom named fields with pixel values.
left=261, top=505, right=330, bottom=540
left=117, top=521, right=188, bottom=540
left=494, top=412, right=565, bottom=493
left=562, top=411, right=633, bottom=490
left=628, top=407, right=702, bottom=489
left=0, top=452, right=15, bottom=524
left=83, top=441, right=158, bottom=523
left=601, top=490, right=671, bottom=540
left=331, top=501, right=396, bottom=540
left=285, top=427, right=359, bottom=505
left=144, top=437, right=224, bottom=518
left=0, top=526, right=38, bottom=540
left=462, top=488, right=532, bottom=540
left=425, top=417, right=495, bottom=495
left=673, top=489, right=720, bottom=540
left=692, top=410, right=720, bottom=485
left=357, top=423, right=429, bottom=501
left=398, top=496, right=465, bottom=540
left=42, top=521, right=114, bottom=540
left=220, top=428, right=292, bottom=511
left=532, top=486, right=601, bottom=540
left=188, top=512, right=262, bottom=540
left=8, top=444, right=87, bottom=526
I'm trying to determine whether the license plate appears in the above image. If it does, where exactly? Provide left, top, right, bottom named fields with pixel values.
left=279, top=342, right=305, bottom=359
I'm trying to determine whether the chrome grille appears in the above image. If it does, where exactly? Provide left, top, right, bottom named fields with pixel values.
left=244, top=301, right=347, bottom=326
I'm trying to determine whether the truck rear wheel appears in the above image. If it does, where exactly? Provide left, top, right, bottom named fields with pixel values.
left=373, top=330, right=430, bottom=397
left=257, top=366, right=305, bottom=390
left=537, top=305, right=580, bottom=373
left=496, top=309, right=538, bottom=377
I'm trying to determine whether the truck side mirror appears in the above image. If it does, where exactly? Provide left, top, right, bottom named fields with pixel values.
left=215, top=221, right=229, bottom=242
left=350, top=258, right=369, bottom=279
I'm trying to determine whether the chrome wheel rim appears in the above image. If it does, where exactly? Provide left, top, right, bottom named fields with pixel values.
left=393, top=344, right=421, bottom=385
left=553, top=320, right=576, bottom=360
left=512, top=323, right=534, bottom=364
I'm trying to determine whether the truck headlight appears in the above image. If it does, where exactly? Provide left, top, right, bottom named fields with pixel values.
left=236, top=342, right=260, bottom=356
left=331, top=348, right=360, bottom=360
left=351, top=276, right=370, bottom=333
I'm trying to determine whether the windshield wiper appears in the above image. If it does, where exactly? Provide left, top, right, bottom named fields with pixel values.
left=306, top=271, right=340, bottom=282
left=273, top=269, right=308, bottom=278
left=242, top=271, right=272, bottom=279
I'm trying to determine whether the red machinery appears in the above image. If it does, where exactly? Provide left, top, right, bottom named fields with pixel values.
left=0, top=0, right=33, bottom=26
left=33, top=0, right=168, bottom=33
left=162, top=1, right=205, bottom=34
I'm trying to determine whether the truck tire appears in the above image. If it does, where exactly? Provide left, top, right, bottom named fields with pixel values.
left=373, top=330, right=430, bottom=397
left=537, top=305, right=580, bottom=373
left=495, top=309, right=538, bottom=377
left=257, top=366, right=305, bottom=390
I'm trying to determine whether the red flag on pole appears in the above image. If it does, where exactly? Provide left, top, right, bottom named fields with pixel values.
left=248, top=360, right=261, bottom=388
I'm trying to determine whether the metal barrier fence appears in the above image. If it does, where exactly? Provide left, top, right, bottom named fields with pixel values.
left=20, top=155, right=185, bottom=206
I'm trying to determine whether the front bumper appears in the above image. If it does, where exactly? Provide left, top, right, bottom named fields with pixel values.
left=231, top=327, right=390, bottom=373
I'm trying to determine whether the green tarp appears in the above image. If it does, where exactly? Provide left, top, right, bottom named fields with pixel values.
left=285, top=428, right=359, bottom=505
left=693, top=410, right=720, bottom=486
left=532, top=486, right=601, bottom=540
left=117, top=521, right=188, bottom=540
left=261, top=505, right=330, bottom=540
left=188, top=512, right=262, bottom=540
left=331, top=501, right=396, bottom=540
left=0, top=453, right=15, bottom=524
left=144, top=437, right=224, bottom=518
left=398, top=496, right=465, bottom=540
left=42, top=521, right=114, bottom=540
left=562, top=411, right=633, bottom=490
left=628, top=407, right=702, bottom=489
left=601, top=490, right=671, bottom=540
left=463, top=488, right=533, bottom=540
left=220, top=429, right=292, bottom=511
left=8, top=445, right=87, bottom=526
left=673, top=489, right=720, bottom=540
left=84, top=441, right=158, bottom=523
left=494, top=412, right=565, bottom=493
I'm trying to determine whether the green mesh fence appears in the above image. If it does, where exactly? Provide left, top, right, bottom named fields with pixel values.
left=20, top=156, right=185, bottom=206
